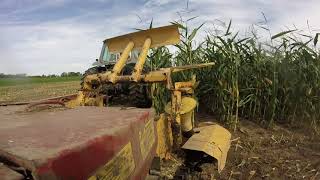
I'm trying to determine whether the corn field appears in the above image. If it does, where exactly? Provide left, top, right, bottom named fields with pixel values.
left=148, top=20, right=320, bottom=132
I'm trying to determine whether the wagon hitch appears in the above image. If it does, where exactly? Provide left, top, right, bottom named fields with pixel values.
left=23, top=94, right=81, bottom=110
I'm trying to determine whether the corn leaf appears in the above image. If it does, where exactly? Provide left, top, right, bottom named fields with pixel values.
left=271, top=30, right=296, bottom=40
left=314, top=33, right=319, bottom=46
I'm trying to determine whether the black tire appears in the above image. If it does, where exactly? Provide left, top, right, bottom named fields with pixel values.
left=129, top=83, right=152, bottom=108
left=81, top=64, right=152, bottom=108
left=125, top=64, right=152, bottom=108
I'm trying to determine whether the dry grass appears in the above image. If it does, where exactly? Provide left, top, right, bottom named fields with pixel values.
left=0, top=81, right=80, bottom=103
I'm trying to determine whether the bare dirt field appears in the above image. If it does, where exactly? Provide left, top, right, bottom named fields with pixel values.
left=161, top=114, right=320, bottom=180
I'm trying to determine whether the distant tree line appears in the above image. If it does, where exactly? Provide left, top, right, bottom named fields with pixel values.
left=60, top=72, right=82, bottom=77
left=0, top=72, right=82, bottom=78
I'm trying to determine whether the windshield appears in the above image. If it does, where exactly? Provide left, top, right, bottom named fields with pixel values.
left=99, top=44, right=118, bottom=64
left=99, top=43, right=141, bottom=65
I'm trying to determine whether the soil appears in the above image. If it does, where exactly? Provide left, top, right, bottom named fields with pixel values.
left=160, top=114, right=320, bottom=180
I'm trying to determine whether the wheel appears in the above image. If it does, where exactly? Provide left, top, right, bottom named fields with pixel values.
left=129, top=83, right=152, bottom=108
left=81, top=64, right=152, bottom=108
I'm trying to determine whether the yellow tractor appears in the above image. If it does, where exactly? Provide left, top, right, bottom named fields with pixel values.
left=0, top=25, right=231, bottom=180
left=67, top=24, right=231, bottom=174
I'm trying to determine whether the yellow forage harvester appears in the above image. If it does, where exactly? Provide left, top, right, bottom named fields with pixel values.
left=64, top=25, right=231, bottom=173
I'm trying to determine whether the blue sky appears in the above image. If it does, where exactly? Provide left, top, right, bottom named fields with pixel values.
left=1, top=0, right=320, bottom=75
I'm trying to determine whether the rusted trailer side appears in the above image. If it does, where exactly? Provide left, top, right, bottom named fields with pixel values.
left=0, top=106, right=157, bottom=180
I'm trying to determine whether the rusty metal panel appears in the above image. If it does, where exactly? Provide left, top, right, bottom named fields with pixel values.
left=0, top=106, right=157, bottom=180
left=0, top=164, right=23, bottom=180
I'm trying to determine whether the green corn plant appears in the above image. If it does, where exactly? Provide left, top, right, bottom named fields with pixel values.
left=146, top=47, right=172, bottom=114
left=146, top=18, right=320, bottom=134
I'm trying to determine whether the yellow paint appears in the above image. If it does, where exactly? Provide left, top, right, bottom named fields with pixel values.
left=182, top=124, right=231, bottom=173
left=173, top=90, right=182, bottom=124
left=83, top=74, right=100, bottom=91
left=109, top=41, right=135, bottom=83
left=174, top=81, right=194, bottom=90
left=65, top=91, right=104, bottom=108
left=132, top=38, right=151, bottom=82
left=156, top=114, right=173, bottom=159
left=165, top=97, right=197, bottom=132
left=65, top=91, right=85, bottom=108
left=139, top=119, right=155, bottom=160
left=88, top=142, right=135, bottom=180
left=80, top=62, right=214, bottom=88
left=143, top=71, right=167, bottom=82
left=169, top=91, right=182, bottom=148
left=104, top=25, right=180, bottom=53
left=165, top=96, right=196, bottom=115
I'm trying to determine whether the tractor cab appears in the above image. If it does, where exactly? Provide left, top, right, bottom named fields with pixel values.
left=94, top=43, right=140, bottom=66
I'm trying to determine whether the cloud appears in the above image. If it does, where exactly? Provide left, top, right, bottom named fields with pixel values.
left=0, top=0, right=68, bottom=24
left=0, top=1, right=144, bottom=75
left=0, top=23, right=97, bottom=75
left=0, top=0, right=319, bottom=75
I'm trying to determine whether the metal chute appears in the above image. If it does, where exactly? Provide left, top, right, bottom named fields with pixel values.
left=182, top=124, right=231, bottom=172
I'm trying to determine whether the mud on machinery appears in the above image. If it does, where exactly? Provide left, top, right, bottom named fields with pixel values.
left=0, top=25, right=231, bottom=179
